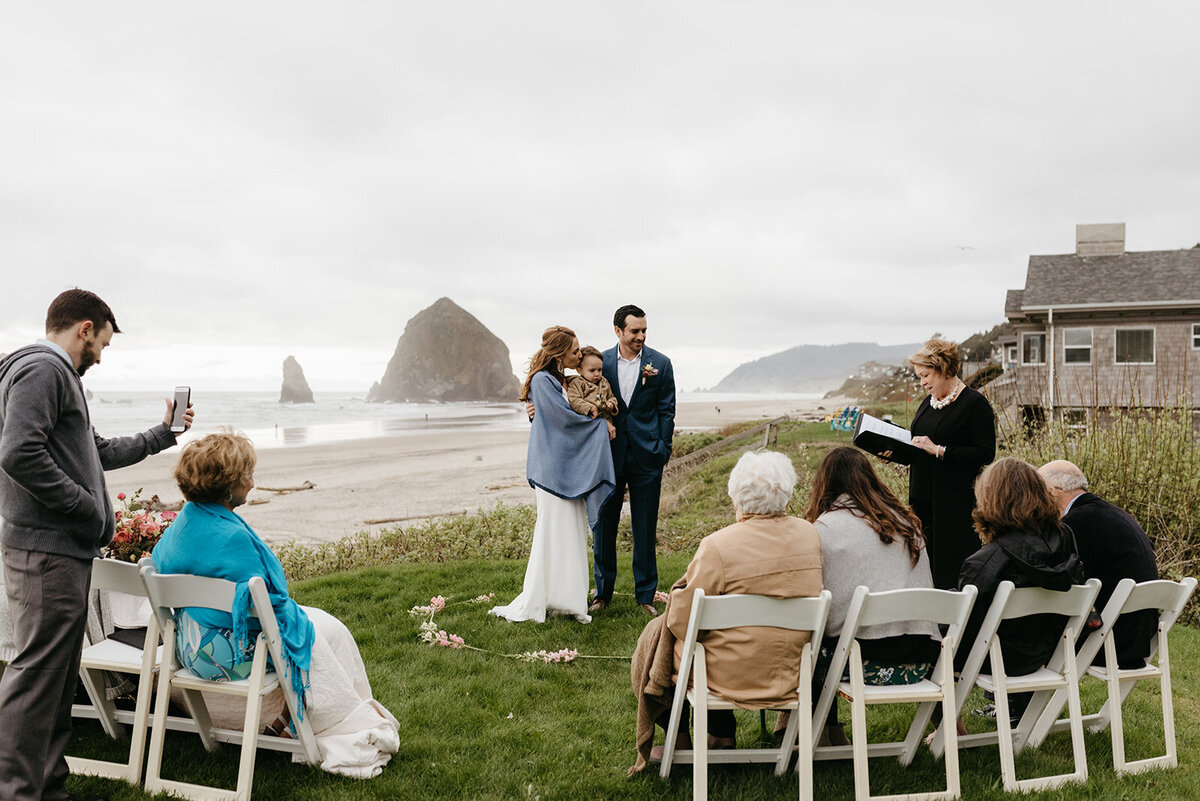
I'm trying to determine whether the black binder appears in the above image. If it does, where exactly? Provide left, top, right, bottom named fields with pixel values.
left=852, top=413, right=922, bottom=466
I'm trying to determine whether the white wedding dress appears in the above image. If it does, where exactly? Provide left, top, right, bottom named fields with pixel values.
left=489, top=487, right=592, bottom=624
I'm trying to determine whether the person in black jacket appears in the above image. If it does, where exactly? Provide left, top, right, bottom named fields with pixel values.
left=957, top=457, right=1084, bottom=724
left=907, top=338, right=996, bottom=589
left=1039, top=460, right=1159, bottom=668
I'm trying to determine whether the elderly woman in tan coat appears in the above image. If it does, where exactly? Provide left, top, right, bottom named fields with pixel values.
left=631, top=450, right=823, bottom=769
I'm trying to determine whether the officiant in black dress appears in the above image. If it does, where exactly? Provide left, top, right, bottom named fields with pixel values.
left=906, top=338, right=996, bottom=589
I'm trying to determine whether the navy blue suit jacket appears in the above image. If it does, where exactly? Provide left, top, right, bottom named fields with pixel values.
left=602, top=345, right=676, bottom=475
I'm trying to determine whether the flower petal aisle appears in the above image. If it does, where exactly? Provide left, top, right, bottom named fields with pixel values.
left=410, top=594, right=637, bottom=664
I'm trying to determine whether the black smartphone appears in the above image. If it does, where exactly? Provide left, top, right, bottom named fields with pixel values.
left=170, top=386, right=191, bottom=433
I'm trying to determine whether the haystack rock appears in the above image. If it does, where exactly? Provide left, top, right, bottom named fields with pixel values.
left=280, top=355, right=315, bottom=404
left=368, top=297, right=520, bottom=403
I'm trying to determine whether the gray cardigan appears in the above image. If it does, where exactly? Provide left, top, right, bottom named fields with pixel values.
left=815, top=500, right=941, bottom=642
left=0, top=344, right=177, bottom=560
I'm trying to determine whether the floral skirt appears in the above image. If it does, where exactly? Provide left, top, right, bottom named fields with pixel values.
left=175, top=610, right=256, bottom=682
left=814, top=640, right=933, bottom=726
left=815, top=641, right=933, bottom=688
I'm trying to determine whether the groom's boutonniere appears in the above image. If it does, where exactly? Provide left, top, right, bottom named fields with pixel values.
left=641, top=363, right=659, bottom=386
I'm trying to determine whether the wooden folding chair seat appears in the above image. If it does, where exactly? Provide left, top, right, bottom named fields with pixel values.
left=1028, top=576, right=1196, bottom=775
left=929, top=578, right=1101, bottom=794
left=812, top=585, right=977, bottom=801
left=659, top=589, right=832, bottom=801
left=67, top=558, right=162, bottom=784
left=140, top=564, right=320, bottom=801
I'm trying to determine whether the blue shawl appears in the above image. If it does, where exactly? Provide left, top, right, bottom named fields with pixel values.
left=152, top=502, right=314, bottom=714
left=526, top=370, right=616, bottom=527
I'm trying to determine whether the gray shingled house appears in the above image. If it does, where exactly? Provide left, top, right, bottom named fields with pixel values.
left=991, top=223, right=1200, bottom=430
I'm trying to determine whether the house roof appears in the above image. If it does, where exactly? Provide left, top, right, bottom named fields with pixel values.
left=1012, top=247, right=1200, bottom=309
left=1005, top=289, right=1025, bottom=316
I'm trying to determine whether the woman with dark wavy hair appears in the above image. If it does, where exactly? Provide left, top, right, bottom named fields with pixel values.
left=490, top=326, right=615, bottom=623
left=805, top=446, right=940, bottom=745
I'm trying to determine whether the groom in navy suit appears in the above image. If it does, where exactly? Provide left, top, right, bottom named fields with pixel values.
left=589, top=304, right=676, bottom=617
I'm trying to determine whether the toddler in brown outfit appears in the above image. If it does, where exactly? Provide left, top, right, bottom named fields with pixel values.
left=568, top=346, right=619, bottom=422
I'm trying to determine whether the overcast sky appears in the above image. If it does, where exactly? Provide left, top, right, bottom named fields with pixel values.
left=2, top=2, right=1197, bottom=393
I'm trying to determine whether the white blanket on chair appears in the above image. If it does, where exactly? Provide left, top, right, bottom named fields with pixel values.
left=301, top=606, right=400, bottom=778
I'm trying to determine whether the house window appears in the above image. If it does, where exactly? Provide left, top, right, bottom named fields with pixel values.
left=1063, top=328, right=1092, bottom=364
left=1192, top=323, right=1200, bottom=349
left=1063, top=408, right=1089, bottom=432
left=1006, top=345, right=1018, bottom=364
left=1114, top=328, right=1155, bottom=364
left=1022, top=333, right=1046, bottom=365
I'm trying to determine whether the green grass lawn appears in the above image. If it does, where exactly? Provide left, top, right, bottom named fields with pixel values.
left=68, top=553, right=1200, bottom=800
left=62, top=418, right=1200, bottom=798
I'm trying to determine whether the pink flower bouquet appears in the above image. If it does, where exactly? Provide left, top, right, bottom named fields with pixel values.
left=106, top=489, right=175, bottom=563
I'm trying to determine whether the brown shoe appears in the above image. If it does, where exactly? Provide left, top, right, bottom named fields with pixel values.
left=588, top=598, right=609, bottom=613
left=640, top=603, right=659, bottom=617
left=818, top=723, right=850, bottom=748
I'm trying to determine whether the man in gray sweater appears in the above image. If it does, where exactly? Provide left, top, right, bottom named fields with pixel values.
left=0, top=289, right=193, bottom=801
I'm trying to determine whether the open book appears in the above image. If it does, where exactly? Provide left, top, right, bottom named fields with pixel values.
left=853, top=413, right=922, bottom=466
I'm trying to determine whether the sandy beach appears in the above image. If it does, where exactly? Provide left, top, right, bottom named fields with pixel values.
left=107, top=396, right=849, bottom=546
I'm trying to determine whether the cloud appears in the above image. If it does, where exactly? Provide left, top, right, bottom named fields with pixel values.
left=2, top=2, right=1198, bottom=391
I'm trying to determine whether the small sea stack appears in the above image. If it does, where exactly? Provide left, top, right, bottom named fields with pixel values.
left=280, top=355, right=315, bottom=404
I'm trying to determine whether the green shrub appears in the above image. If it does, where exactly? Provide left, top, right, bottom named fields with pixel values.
left=717, top=419, right=764, bottom=438
left=671, top=431, right=722, bottom=458
left=275, top=503, right=537, bottom=581
left=999, top=406, right=1200, bottom=613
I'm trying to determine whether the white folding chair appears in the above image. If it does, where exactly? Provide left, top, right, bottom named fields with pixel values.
left=659, top=589, right=832, bottom=801
left=811, top=585, right=977, bottom=801
left=66, top=558, right=162, bottom=783
left=1028, top=576, right=1196, bottom=775
left=141, top=564, right=320, bottom=801
left=930, top=578, right=1101, bottom=794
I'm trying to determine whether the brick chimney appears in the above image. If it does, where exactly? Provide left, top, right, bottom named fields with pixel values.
left=1075, top=223, right=1125, bottom=256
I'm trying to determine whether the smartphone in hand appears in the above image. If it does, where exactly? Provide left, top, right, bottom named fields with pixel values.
left=170, top=386, right=191, bottom=433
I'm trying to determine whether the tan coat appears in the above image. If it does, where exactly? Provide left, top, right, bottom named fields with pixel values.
left=566, top=375, right=619, bottom=420
left=666, top=513, right=824, bottom=708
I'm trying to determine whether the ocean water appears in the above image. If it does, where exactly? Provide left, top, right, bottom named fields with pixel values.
left=86, top=391, right=530, bottom=450
left=85, top=390, right=822, bottom=449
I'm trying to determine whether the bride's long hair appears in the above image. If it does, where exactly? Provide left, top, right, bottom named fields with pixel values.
left=519, top=325, right=577, bottom=401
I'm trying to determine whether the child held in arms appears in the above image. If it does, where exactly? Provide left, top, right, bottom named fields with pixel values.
left=568, top=346, right=619, bottom=427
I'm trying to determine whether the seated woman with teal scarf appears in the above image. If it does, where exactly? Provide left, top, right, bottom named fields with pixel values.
left=152, top=431, right=400, bottom=778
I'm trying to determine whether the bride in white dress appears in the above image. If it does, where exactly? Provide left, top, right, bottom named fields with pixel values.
left=490, top=326, right=615, bottom=624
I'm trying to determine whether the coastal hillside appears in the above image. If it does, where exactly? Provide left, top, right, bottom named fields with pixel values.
left=711, top=341, right=922, bottom=393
